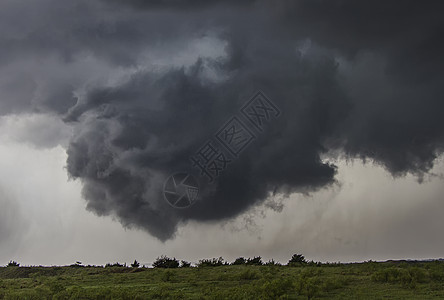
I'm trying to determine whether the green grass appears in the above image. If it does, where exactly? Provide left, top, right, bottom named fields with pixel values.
left=0, top=260, right=444, bottom=299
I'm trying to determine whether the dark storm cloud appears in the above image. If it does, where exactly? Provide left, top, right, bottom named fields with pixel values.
left=66, top=51, right=345, bottom=238
left=1, top=0, right=444, bottom=240
left=274, top=0, right=444, bottom=176
left=0, top=0, right=217, bottom=116
left=103, top=0, right=256, bottom=10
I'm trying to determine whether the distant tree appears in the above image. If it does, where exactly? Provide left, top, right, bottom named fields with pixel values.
left=105, top=262, right=124, bottom=268
left=7, top=261, right=19, bottom=267
left=180, top=260, right=191, bottom=268
left=152, top=256, right=179, bottom=268
left=288, top=254, right=307, bottom=266
left=307, top=260, right=322, bottom=267
left=232, top=257, right=246, bottom=265
left=246, top=256, right=263, bottom=266
left=264, top=259, right=282, bottom=266
left=197, top=257, right=225, bottom=267
left=69, top=261, right=84, bottom=268
left=131, top=260, right=140, bottom=268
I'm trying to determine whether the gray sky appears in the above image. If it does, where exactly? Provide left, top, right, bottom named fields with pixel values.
left=0, top=0, right=443, bottom=265
left=0, top=133, right=443, bottom=265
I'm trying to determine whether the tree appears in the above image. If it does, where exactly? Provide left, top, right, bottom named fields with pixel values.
left=69, top=262, right=84, bottom=268
left=264, top=259, right=282, bottom=266
left=288, top=254, right=307, bottom=265
left=232, top=257, right=246, bottom=265
left=246, top=256, right=263, bottom=266
left=7, top=261, right=19, bottom=267
left=197, top=257, right=225, bottom=267
left=152, top=256, right=179, bottom=268
left=131, top=259, right=140, bottom=268
left=180, top=260, right=191, bottom=268
left=105, top=262, right=124, bottom=268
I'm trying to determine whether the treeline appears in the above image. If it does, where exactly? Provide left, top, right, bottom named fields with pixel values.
left=5, top=254, right=312, bottom=269
left=152, top=253, right=311, bottom=268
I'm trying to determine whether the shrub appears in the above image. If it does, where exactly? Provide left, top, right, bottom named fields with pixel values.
left=264, top=259, right=281, bottom=266
left=321, top=277, right=346, bottom=292
left=69, top=262, right=84, bottom=268
left=303, top=278, right=320, bottom=300
left=232, top=257, right=246, bottom=265
left=131, top=260, right=140, bottom=268
left=371, top=266, right=429, bottom=288
left=152, top=256, right=179, bottom=268
left=430, top=268, right=444, bottom=281
left=372, top=267, right=404, bottom=283
left=295, top=276, right=321, bottom=300
left=261, top=278, right=294, bottom=299
left=246, top=256, right=263, bottom=266
left=307, top=260, right=323, bottom=267
left=288, top=254, right=307, bottom=265
left=408, top=267, right=430, bottom=283
left=238, top=269, right=261, bottom=280
left=7, top=261, right=20, bottom=267
left=180, top=260, right=191, bottom=268
left=198, top=257, right=225, bottom=267
left=105, top=262, right=125, bottom=268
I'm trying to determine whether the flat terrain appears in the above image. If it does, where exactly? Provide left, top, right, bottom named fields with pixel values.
left=1, top=260, right=444, bottom=299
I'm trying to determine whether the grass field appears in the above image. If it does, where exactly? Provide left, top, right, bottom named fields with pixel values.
left=1, top=260, right=444, bottom=299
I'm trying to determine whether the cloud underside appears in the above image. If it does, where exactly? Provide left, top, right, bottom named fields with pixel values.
left=1, top=0, right=443, bottom=240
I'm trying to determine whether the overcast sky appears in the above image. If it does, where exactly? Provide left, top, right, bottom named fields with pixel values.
left=0, top=0, right=443, bottom=266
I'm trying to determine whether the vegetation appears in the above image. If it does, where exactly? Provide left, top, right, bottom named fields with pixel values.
left=289, top=254, right=307, bottom=265
left=0, top=257, right=443, bottom=299
left=197, top=257, right=227, bottom=267
left=232, top=257, right=246, bottom=265
left=245, top=256, right=263, bottom=266
left=152, top=256, right=180, bottom=268
left=6, top=261, right=19, bottom=268
left=130, top=260, right=140, bottom=268
left=180, top=260, right=191, bottom=268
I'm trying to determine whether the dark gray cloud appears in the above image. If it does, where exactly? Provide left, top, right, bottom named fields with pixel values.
left=1, top=0, right=443, bottom=240
left=103, top=0, right=256, bottom=10
left=65, top=51, right=344, bottom=239
left=0, top=0, right=217, bottom=116
left=275, top=0, right=444, bottom=177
